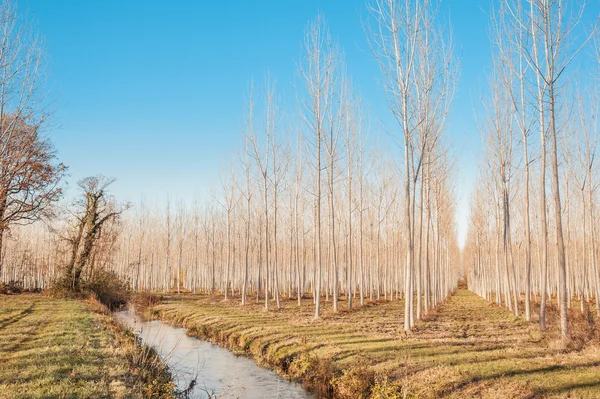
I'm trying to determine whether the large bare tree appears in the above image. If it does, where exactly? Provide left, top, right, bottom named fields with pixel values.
left=0, top=2, right=65, bottom=274
left=366, top=0, right=457, bottom=330
left=62, top=176, right=127, bottom=291
left=299, top=14, right=338, bottom=319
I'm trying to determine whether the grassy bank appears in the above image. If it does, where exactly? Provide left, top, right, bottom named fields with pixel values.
left=0, top=294, right=174, bottom=399
left=150, top=289, right=600, bottom=398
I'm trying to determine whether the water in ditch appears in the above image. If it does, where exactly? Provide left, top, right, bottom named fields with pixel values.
left=115, top=309, right=314, bottom=399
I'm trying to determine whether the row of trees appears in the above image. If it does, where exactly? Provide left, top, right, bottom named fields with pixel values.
left=126, top=0, right=461, bottom=328
left=465, top=0, right=599, bottom=339
left=1, top=0, right=462, bottom=329
left=3, top=154, right=460, bottom=321
left=5, top=0, right=598, bottom=340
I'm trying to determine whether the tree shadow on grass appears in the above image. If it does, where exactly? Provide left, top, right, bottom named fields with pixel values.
left=439, top=359, right=600, bottom=397
left=524, top=380, right=600, bottom=398
left=0, top=302, right=35, bottom=329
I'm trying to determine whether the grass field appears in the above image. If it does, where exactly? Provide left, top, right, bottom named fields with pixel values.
left=152, top=289, right=600, bottom=398
left=0, top=294, right=173, bottom=399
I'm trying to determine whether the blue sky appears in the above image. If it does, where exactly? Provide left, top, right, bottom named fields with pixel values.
left=18, top=0, right=597, bottom=247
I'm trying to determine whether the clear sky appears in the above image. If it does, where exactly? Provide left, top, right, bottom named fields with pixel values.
left=18, top=0, right=599, bottom=248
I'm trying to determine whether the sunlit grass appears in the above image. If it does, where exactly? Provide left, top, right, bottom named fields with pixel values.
left=0, top=294, right=134, bottom=399
left=154, top=289, right=600, bottom=398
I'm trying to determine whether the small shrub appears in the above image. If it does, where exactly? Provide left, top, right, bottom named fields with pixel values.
left=49, top=268, right=131, bottom=309
left=287, top=352, right=315, bottom=378
left=49, top=272, right=84, bottom=299
left=83, top=269, right=130, bottom=309
left=331, top=358, right=376, bottom=399
left=287, top=352, right=336, bottom=397
left=133, top=291, right=162, bottom=310
left=0, top=280, right=24, bottom=294
left=127, top=340, right=175, bottom=399
left=370, top=377, right=404, bottom=399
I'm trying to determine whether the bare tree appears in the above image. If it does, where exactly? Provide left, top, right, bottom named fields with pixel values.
left=342, top=75, right=362, bottom=310
left=62, top=176, right=127, bottom=291
left=524, top=0, right=593, bottom=338
left=270, top=96, right=287, bottom=310
left=366, top=0, right=457, bottom=330
left=495, top=0, right=535, bottom=320
left=175, top=202, right=188, bottom=295
left=215, top=164, right=237, bottom=300
left=299, top=14, right=337, bottom=319
left=0, top=116, right=66, bottom=274
left=249, top=77, right=277, bottom=310
left=240, top=88, right=254, bottom=305
left=0, top=2, right=66, bottom=273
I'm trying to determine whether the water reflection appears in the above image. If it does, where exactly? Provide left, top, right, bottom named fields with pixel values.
left=115, top=309, right=314, bottom=399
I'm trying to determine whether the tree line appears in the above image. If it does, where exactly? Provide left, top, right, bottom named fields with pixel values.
left=5, top=0, right=598, bottom=337
left=464, top=0, right=599, bottom=339
left=0, top=0, right=462, bottom=330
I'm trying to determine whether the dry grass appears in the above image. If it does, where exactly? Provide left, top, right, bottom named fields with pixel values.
left=151, top=289, right=600, bottom=398
left=0, top=294, right=174, bottom=399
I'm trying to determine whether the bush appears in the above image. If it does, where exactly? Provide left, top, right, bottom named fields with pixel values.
left=133, top=291, right=162, bottom=310
left=287, top=352, right=336, bottom=397
left=83, top=269, right=130, bottom=310
left=331, top=358, right=376, bottom=399
left=370, top=377, right=404, bottom=399
left=50, top=268, right=130, bottom=309
left=0, top=280, right=24, bottom=294
left=49, top=273, right=78, bottom=296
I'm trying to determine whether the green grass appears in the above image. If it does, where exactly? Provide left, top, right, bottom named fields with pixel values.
left=152, top=289, right=600, bottom=398
left=0, top=294, right=143, bottom=399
